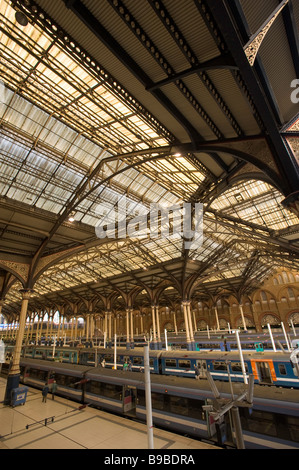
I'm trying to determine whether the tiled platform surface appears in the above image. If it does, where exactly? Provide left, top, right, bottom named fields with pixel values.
left=0, top=378, right=218, bottom=450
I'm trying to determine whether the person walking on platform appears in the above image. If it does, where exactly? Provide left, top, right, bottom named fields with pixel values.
left=42, top=383, right=49, bottom=402
left=194, top=364, right=200, bottom=380
left=51, top=380, right=57, bottom=400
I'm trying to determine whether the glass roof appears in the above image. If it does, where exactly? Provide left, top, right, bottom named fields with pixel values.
left=0, top=0, right=298, bottom=314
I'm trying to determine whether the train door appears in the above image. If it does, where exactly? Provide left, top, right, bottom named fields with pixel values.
left=196, top=360, right=207, bottom=378
left=123, top=385, right=136, bottom=417
left=252, top=361, right=273, bottom=384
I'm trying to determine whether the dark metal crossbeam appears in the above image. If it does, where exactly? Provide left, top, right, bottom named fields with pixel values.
left=281, top=1, right=299, bottom=78
left=146, top=56, right=238, bottom=92
left=147, top=0, right=244, bottom=137
left=208, top=0, right=299, bottom=195
left=228, top=0, right=284, bottom=125
left=63, top=0, right=203, bottom=145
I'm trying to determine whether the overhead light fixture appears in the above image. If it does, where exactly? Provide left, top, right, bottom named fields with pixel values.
left=68, top=212, right=75, bottom=222
left=15, top=11, right=29, bottom=27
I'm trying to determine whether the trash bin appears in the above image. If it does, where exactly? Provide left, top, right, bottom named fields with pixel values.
left=11, top=386, right=28, bottom=407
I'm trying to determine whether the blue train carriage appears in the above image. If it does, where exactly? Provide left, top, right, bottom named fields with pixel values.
left=249, top=351, right=299, bottom=388
left=80, top=347, right=162, bottom=373
left=160, top=350, right=299, bottom=388
left=20, top=357, right=87, bottom=402
left=160, top=350, right=212, bottom=378
left=84, top=367, right=135, bottom=414
left=160, top=350, right=255, bottom=381
left=29, top=345, right=79, bottom=364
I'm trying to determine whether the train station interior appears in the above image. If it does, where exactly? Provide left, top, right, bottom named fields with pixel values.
left=0, top=0, right=299, bottom=451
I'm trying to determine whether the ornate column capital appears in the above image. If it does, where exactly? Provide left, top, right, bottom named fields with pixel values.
left=19, top=289, right=34, bottom=301
left=282, top=191, right=299, bottom=218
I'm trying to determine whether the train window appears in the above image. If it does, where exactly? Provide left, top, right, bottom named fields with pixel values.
left=231, top=362, right=248, bottom=372
left=178, top=360, right=191, bottom=369
left=278, top=364, right=287, bottom=375
left=240, top=409, right=277, bottom=437
left=150, top=392, right=165, bottom=411
left=102, top=383, right=122, bottom=400
left=240, top=409, right=299, bottom=443
left=137, top=389, right=145, bottom=406
left=286, top=415, right=299, bottom=442
left=150, top=359, right=154, bottom=367
left=54, top=373, right=79, bottom=388
left=169, top=396, right=188, bottom=416
left=87, top=353, right=94, bottom=361
left=165, top=359, right=177, bottom=367
left=88, top=380, right=101, bottom=395
left=213, top=361, right=227, bottom=371
left=27, top=368, right=48, bottom=381
left=133, top=357, right=142, bottom=365
left=86, top=380, right=122, bottom=401
left=104, top=355, right=113, bottom=361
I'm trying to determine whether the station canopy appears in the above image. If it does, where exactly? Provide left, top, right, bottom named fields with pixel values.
left=0, top=0, right=298, bottom=316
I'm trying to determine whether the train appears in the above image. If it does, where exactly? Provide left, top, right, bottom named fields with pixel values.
left=4, top=342, right=299, bottom=389
left=159, top=331, right=299, bottom=352
left=4, top=329, right=297, bottom=352
left=2, top=357, right=299, bottom=449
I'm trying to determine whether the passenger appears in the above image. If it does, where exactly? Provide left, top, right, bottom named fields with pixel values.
left=128, top=360, right=132, bottom=371
left=51, top=380, right=57, bottom=400
left=101, top=359, right=106, bottom=368
left=123, top=360, right=128, bottom=371
left=42, top=383, right=49, bottom=402
left=194, top=364, right=200, bottom=380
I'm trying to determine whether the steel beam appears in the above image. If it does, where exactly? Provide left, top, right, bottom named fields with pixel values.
left=208, top=0, right=299, bottom=195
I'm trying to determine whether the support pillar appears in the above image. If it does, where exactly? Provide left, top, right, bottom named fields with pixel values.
left=45, top=311, right=50, bottom=343
left=173, top=311, right=178, bottom=335
left=186, top=301, right=195, bottom=350
left=130, top=309, right=134, bottom=348
left=155, top=305, right=162, bottom=349
left=182, top=301, right=192, bottom=350
left=49, top=313, right=54, bottom=341
left=4, top=289, right=32, bottom=405
left=126, top=308, right=130, bottom=349
left=108, top=312, right=112, bottom=347
left=86, top=315, right=90, bottom=341
left=239, top=304, right=247, bottom=332
left=70, top=317, right=74, bottom=340
left=151, top=304, right=157, bottom=349
left=74, top=317, right=78, bottom=341
left=214, top=305, right=220, bottom=331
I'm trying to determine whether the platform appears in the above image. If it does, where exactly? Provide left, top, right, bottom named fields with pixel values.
left=0, top=377, right=218, bottom=450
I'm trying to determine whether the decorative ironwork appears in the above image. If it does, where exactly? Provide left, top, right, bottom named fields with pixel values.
left=244, top=0, right=290, bottom=66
